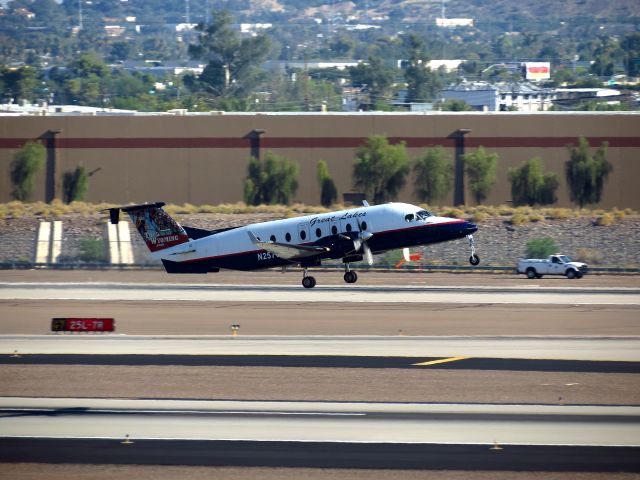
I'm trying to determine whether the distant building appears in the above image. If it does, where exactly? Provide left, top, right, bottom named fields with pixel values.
left=104, top=25, right=125, bottom=37
left=440, top=81, right=555, bottom=112
left=240, top=23, right=272, bottom=36
left=435, top=18, right=473, bottom=27
left=120, top=60, right=205, bottom=76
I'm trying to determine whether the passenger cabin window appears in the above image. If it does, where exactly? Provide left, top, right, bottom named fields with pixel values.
left=331, top=225, right=338, bottom=235
left=270, top=235, right=276, bottom=242
left=285, top=232, right=291, bottom=242
left=300, top=230, right=306, bottom=240
left=361, top=221, right=368, bottom=230
left=315, top=228, right=322, bottom=238
left=345, top=223, right=352, bottom=232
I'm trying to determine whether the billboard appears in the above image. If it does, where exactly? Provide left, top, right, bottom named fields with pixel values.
left=524, top=62, right=551, bottom=81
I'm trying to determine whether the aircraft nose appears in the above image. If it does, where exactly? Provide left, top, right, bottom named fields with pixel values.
left=465, top=221, right=478, bottom=234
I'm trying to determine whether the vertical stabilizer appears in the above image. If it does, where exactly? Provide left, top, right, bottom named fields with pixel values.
left=107, top=202, right=189, bottom=253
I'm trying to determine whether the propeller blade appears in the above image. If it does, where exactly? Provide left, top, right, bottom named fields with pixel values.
left=403, top=248, right=411, bottom=262
left=363, top=242, right=374, bottom=265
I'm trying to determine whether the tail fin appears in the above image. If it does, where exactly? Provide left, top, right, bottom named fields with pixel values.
left=107, top=202, right=189, bottom=253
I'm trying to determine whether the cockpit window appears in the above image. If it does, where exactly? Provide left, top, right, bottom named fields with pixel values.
left=416, top=210, right=433, bottom=220
left=405, top=213, right=415, bottom=222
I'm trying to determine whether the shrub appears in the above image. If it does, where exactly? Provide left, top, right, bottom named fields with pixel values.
left=440, top=207, right=466, bottom=219
left=525, top=237, right=558, bottom=258
left=79, top=237, right=107, bottom=263
left=10, top=141, right=46, bottom=201
left=508, top=157, right=559, bottom=206
left=413, top=146, right=453, bottom=203
left=62, top=165, right=89, bottom=203
left=244, top=151, right=299, bottom=205
left=510, top=212, right=530, bottom=226
left=472, top=211, right=489, bottom=223
left=463, top=146, right=498, bottom=205
left=595, top=213, right=614, bottom=226
left=547, top=208, right=573, bottom=220
left=565, top=137, right=612, bottom=208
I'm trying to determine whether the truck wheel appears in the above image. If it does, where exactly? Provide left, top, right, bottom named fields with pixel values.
left=566, top=270, right=576, bottom=279
left=526, top=268, right=537, bottom=279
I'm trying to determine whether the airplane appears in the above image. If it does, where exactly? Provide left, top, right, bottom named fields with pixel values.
left=106, top=201, right=479, bottom=288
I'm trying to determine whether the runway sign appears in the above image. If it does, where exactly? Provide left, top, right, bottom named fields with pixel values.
left=51, top=318, right=115, bottom=333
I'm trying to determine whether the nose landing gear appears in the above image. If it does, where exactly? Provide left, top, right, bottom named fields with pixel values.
left=467, top=234, right=480, bottom=266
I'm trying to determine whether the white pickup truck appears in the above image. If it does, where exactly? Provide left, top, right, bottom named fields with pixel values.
left=517, top=254, right=588, bottom=279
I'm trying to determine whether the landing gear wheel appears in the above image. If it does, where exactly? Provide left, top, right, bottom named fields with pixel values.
left=302, top=276, right=316, bottom=289
left=344, top=271, right=358, bottom=284
left=469, top=254, right=480, bottom=266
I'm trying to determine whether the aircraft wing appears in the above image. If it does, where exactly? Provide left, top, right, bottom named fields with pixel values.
left=248, top=231, right=329, bottom=260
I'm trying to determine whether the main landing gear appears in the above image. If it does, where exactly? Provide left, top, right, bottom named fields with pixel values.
left=301, top=268, right=317, bottom=289
left=301, top=265, right=360, bottom=288
left=467, top=234, right=480, bottom=266
left=343, top=264, right=358, bottom=284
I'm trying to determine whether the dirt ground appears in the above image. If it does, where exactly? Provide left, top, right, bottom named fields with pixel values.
left=1, top=365, right=637, bottom=405
left=1, top=464, right=638, bottom=480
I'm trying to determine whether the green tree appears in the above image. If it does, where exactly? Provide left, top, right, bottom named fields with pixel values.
left=244, top=152, right=299, bottom=205
left=348, top=56, right=394, bottom=110
left=188, top=11, right=271, bottom=101
left=508, top=157, right=559, bottom=206
left=0, top=65, right=40, bottom=102
left=353, top=135, right=410, bottom=204
left=463, top=146, right=498, bottom=205
left=62, top=165, right=89, bottom=203
left=413, top=146, right=453, bottom=204
left=565, top=137, right=612, bottom=208
left=10, top=141, right=46, bottom=201
left=525, top=237, right=558, bottom=258
left=439, top=99, right=473, bottom=111
left=316, top=160, right=337, bottom=207
left=621, top=32, right=640, bottom=77
left=402, top=34, right=442, bottom=103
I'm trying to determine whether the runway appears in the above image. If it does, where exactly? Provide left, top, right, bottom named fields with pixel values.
left=1, top=398, right=639, bottom=471
left=3, top=353, right=639, bottom=372
left=1, top=398, right=639, bottom=445
left=1, top=281, right=639, bottom=304
left=1, top=335, right=639, bottom=361
left=1, top=272, right=639, bottom=475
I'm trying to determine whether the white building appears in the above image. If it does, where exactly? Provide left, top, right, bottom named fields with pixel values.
left=440, top=81, right=555, bottom=112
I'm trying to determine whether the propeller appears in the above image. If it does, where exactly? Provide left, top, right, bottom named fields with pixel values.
left=356, top=219, right=374, bottom=265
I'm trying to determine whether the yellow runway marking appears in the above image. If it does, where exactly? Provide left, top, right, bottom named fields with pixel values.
left=412, top=356, right=469, bottom=366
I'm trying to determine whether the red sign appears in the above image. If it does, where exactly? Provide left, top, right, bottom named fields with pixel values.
left=51, top=318, right=115, bottom=332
